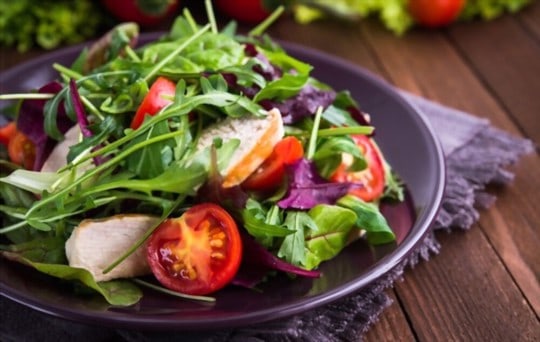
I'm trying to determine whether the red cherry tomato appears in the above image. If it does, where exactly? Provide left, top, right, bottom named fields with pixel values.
left=330, top=135, right=385, bottom=202
left=146, top=203, right=242, bottom=295
left=215, top=0, right=271, bottom=24
left=131, top=76, right=176, bottom=130
left=8, top=130, right=36, bottom=170
left=101, top=0, right=180, bottom=27
left=242, top=136, right=304, bottom=191
left=0, top=122, right=17, bottom=146
left=408, top=0, right=465, bottom=28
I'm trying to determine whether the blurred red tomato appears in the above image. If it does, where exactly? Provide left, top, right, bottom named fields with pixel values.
left=215, top=0, right=271, bottom=24
left=101, top=0, right=180, bottom=27
left=408, top=0, right=465, bottom=28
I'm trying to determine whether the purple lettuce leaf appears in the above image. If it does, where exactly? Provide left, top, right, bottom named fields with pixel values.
left=260, top=85, right=336, bottom=125
left=232, top=232, right=321, bottom=288
left=17, top=82, right=72, bottom=171
left=244, top=43, right=282, bottom=81
left=69, top=79, right=108, bottom=166
left=278, top=158, right=355, bottom=210
left=69, top=79, right=92, bottom=138
left=220, top=72, right=260, bottom=99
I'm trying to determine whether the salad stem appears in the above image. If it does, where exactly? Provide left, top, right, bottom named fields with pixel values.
left=0, top=221, right=27, bottom=234
left=53, top=63, right=83, bottom=80
left=25, top=129, right=183, bottom=219
left=249, top=5, right=286, bottom=36
left=307, top=106, right=324, bottom=160
left=183, top=8, right=198, bottom=33
left=124, top=45, right=141, bottom=62
left=204, top=0, right=218, bottom=34
left=144, top=24, right=211, bottom=82
left=317, top=126, right=374, bottom=136
left=80, top=95, right=104, bottom=120
left=132, top=278, right=216, bottom=303
left=102, top=196, right=185, bottom=274
left=0, top=93, right=54, bottom=100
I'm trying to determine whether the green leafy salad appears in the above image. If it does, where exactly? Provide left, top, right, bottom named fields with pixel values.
left=0, top=6, right=404, bottom=305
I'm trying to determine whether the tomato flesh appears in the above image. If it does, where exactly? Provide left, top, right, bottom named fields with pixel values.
left=101, top=0, right=180, bottom=27
left=242, top=136, right=304, bottom=191
left=8, top=130, right=36, bottom=170
left=131, top=76, right=176, bottom=130
left=330, top=135, right=385, bottom=202
left=215, top=0, right=271, bottom=24
left=408, top=0, right=465, bottom=28
left=0, top=122, right=17, bottom=146
left=146, top=203, right=242, bottom=295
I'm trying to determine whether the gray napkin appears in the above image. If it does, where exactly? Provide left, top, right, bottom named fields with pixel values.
left=0, top=93, right=534, bottom=342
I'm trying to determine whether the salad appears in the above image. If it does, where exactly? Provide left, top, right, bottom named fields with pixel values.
left=0, top=5, right=404, bottom=305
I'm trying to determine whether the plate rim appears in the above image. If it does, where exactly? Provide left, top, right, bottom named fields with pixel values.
left=0, top=35, right=446, bottom=331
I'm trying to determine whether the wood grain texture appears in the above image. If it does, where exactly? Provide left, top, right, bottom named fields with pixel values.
left=347, top=14, right=540, bottom=341
left=363, top=290, right=416, bottom=341
left=518, top=1, right=540, bottom=39
left=447, top=12, right=540, bottom=145
left=396, top=228, right=539, bottom=341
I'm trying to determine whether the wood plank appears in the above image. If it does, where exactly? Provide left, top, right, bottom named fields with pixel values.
left=357, top=18, right=540, bottom=338
left=480, top=155, right=540, bottom=316
left=518, top=1, right=540, bottom=39
left=363, top=290, right=417, bottom=341
left=447, top=13, right=540, bottom=145
left=268, top=18, right=380, bottom=74
left=396, top=228, right=539, bottom=341
left=358, top=20, right=523, bottom=135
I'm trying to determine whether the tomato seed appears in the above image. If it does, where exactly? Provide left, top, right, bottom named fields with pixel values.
left=210, top=239, right=224, bottom=248
left=211, top=252, right=225, bottom=260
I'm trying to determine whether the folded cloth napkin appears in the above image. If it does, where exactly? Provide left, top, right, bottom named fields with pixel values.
left=0, top=93, right=534, bottom=342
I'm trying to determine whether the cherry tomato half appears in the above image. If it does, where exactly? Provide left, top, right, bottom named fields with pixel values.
left=242, top=136, right=304, bottom=191
left=0, top=121, right=16, bottom=146
left=408, top=0, right=465, bottom=28
left=330, top=135, right=385, bottom=202
left=131, top=76, right=176, bottom=130
left=215, top=0, right=271, bottom=24
left=101, top=0, right=180, bottom=27
left=8, top=130, right=36, bottom=170
left=146, top=203, right=242, bottom=295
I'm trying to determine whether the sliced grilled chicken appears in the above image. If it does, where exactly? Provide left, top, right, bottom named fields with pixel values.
left=65, top=214, right=160, bottom=282
left=196, top=108, right=284, bottom=188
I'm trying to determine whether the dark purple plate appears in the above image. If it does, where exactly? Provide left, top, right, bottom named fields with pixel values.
left=0, top=35, right=445, bottom=331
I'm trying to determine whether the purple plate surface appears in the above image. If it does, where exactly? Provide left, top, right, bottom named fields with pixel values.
left=0, top=35, right=445, bottom=331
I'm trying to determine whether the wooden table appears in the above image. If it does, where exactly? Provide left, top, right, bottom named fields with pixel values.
left=1, top=2, right=539, bottom=341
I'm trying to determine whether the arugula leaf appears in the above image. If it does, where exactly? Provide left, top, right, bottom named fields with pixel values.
left=2, top=236, right=66, bottom=263
left=322, top=105, right=359, bottom=127
left=337, top=195, right=396, bottom=245
left=261, top=49, right=313, bottom=75
left=278, top=211, right=317, bottom=267
left=242, top=207, right=292, bottom=240
left=126, top=119, right=174, bottom=179
left=303, top=204, right=357, bottom=270
left=254, top=73, right=309, bottom=102
left=313, top=136, right=367, bottom=178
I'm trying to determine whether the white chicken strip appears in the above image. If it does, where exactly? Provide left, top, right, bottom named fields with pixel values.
left=65, top=214, right=160, bottom=282
left=41, top=125, right=81, bottom=173
left=196, top=108, right=284, bottom=188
